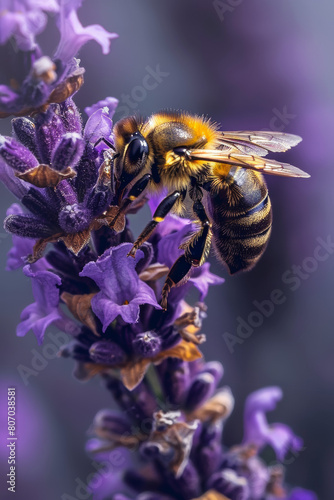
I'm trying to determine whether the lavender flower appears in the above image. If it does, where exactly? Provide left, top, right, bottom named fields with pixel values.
left=243, top=387, right=303, bottom=461
left=80, top=243, right=162, bottom=330
left=1, top=98, right=117, bottom=260
left=17, top=264, right=62, bottom=344
left=0, top=0, right=117, bottom=117
left=0, top=28, right=317, bottom=500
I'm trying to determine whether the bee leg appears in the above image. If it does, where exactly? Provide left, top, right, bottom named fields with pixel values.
left=107, top=174, right=152, bottom=231
left=183, top=200, right=212, bottom=267
left=161, top=200, right=212, bottom=309
left=127, top=190, right=184, bottom=258
left=161, top=255, right=192, bottom=310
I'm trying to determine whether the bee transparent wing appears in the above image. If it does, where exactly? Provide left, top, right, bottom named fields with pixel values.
left=188, top=150, right=310, bottom=178
left=217, top=131, right=302, bottom=157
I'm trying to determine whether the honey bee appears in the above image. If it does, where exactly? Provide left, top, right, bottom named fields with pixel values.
left=105, top=111, right=309, bottom=308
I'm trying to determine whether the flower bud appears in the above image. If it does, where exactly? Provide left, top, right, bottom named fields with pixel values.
left=0, top=136, right=38, bottom=173
left=168, top=462, right=201, bottom=499
left=92, top=409, right=131, bottom=436
left=185, top=373, right=216, bottom=412
left=11, top=117, right=37, bottom=155
left=51, top=132, right=85, bottom=171
left=201, top=361, right=224, bottom=386
left=86, top=188, right=112, bottom=217
left=35, top=106, right=66, bottom=164
left=58, top=99, right=82, bottom=134
left=59, top=341, right=90, bottom=362
left=132, top=331, right=161, bottom=358
left=89, top=341, right=126, bottom=366
left=196, top=422, right=223, bottom=480
left=161, top=358, right=190, bottom=406
left=58, top=204, right=91, bottom=233
left=4, top=214, right=54, bottom=238
left=207, top=469, right=250, bottom=500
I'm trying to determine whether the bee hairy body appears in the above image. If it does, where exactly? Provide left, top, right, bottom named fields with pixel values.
left=114, top=112, right=220, bottom=198
left=109, top=110, right=307, bottom=307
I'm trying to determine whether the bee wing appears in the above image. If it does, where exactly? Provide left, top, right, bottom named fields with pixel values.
left=188, top=150, right=310, bottom=178
left=217, top=131, right=302, bottom=156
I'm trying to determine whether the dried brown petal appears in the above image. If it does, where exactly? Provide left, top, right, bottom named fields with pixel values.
left=154, top=339, right=203, bottom=364
left=148, top=411, right=199, bottom=477
left=0, top=73, right=84, bottom=119
left=74, top=362, right=114, bottom=381
left=192, top=490, right=230, bottom=500
left=187, top=387, right=234, bottom=423
left=27, top=233, right=62, bottom=263
left=16, top=164, right=76, bottom=188
left=266, top=464, right=286, bottom=498
left=119, top=340, right=202, bottom=391
left=94, top=429, right=143, bottom=450
left=47, top=73, right=84, bottom=105
left=120, top=357, right=151, bottom=391
left=61, top=292, right=99, bottom=336
left=101, top=205, right=126, bottom=233
left=61, top=229, right=91, bottom=255
left=139, top=263, right=169, bottom=282
left=174, top=301, right=206, bottom=345
left=178, top=327, right=206, bottom=345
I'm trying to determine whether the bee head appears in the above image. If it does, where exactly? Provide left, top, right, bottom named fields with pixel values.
left=113, top=117, right=149, bottom=189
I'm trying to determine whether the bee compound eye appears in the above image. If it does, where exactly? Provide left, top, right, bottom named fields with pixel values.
left=126, top=134, right=149, bottom=166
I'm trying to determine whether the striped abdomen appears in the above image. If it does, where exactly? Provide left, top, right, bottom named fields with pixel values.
left=207, top=167, right=272, bottom=274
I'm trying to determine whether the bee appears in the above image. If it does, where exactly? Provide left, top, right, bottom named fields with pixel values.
left=105, top=111, right=309, bottom=309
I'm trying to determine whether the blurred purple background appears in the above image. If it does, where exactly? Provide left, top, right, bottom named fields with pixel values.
left=0, top=1, right=333, bottom=499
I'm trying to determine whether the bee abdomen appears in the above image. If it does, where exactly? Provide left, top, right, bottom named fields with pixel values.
left=211, top=195, right=272, bottom=274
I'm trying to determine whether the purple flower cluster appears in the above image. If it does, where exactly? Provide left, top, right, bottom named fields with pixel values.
left=0, top=3, right=317, bottom=500
left=0, top=0, right=117, bottom=117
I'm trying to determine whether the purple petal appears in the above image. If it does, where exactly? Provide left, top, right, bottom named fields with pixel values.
left=131, top=280, right=162, bottom=309
left=80, top=243, right=161, bottom=331
left=288, top=488, right=318, bottom=500
left=13, top=10, right=47, bottom=51
left=0, top=85, right=19, bottom=107
left=157, top=218, right=193, bottom=268
left=54, top=6, right=118, bottom=63
left=6, top=204, right=36, bottom=271
left=243, top=386, right=303, bottom=460
left=84, top=107, right=113, bottom=145
left=17, top=308, right=61, bottom=345
left=7, top=234, right=34, bottom=271
left=23, top=265, right=61, bottom=309
left=85, top=97, right=119, bottom=119
left=90, top=297, right=129, bottom=331
left=17, top=266, right=62, bottom=344
left=87, top=448, right=132, bottom=500
left=26, top=1, right=59, bottom=13
left=189, top=263, right=224, bottom=301
left=80, top=244, right=143, bottom=301
left=0, top=8, right=47, bottom=51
